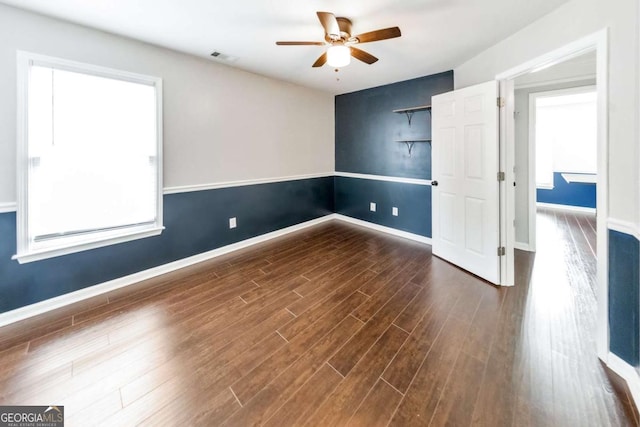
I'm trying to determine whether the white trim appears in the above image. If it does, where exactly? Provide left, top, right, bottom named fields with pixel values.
left=496, top=28, right=609, bottom=360
left=12, top=226, right=165, bottom=264
left=607, top=218, right=640, bottom=241
left=561, top=173, right=597, bottom=184
left=606, top=352, right=640, bottom=411
left=334, top=171, right=432, bottom=186
left=334, top=214, right=432, bottom=245
left=0, top=174, right=335, bottom=210
left=514, top=74, right=596, bottom=90
left=528, top=85, right=597, bottom=99
left=21, top=51, right=161, bottom=86
left=536, top=184, right=554, bottom=190
left=0, top=214, right=435, bottom=327
left=495, top=34, right=598, bottom=81
left=594, top=30, right=610, bottom=361
left=0, top=203, right=16, bottom=213
left=514, top=241, right=533, bottom=252
left=536, top=202, right=596, bottom=214
left=500, top=79, right=516, bottom=287
left=0, top=172, right=429, bottom=209
left=527, top=91, right=538, bottom=252
left=163, top=173, right=333, bottom=194
left=0, top=214, right=336, bottom=328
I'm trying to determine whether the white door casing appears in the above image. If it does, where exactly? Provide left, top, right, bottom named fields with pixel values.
left=432, top=80, right=501, bottom=284
left=500, top=79, right=515, bottom=287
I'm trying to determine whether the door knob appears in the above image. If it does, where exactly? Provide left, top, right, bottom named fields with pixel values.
left=431, top=180, right=438, bottom=186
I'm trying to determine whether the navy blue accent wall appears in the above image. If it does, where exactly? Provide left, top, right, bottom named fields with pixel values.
left=537, top=172, right=596, bottom=208
left=334, top=177, right=431, bottom=238
left=0, top=177, right=334, bottom=313
left=335, top=71, right=454, bottom=179
left=334, top=71, right=453, bottom=238
left=608, top=230, right=640, bottom=365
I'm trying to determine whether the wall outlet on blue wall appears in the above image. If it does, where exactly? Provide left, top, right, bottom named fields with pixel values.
left=370, top=202, right=376, bottom=212
left=229, top=217, right=237, bottom=229
left=392, top=207, right=398, bottom=216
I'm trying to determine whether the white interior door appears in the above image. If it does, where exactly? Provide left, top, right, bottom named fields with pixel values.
left=431, top=80, right=501, bottom=284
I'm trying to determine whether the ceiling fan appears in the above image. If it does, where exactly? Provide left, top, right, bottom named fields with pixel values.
left=276, top=12, right=401, bottom=68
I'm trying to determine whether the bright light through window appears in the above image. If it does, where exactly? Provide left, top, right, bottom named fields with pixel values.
left=534, top=90, right=597, bottom=189
left=16, top=52, right=163, bottom=263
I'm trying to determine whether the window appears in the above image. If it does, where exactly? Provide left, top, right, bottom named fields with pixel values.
left=532, top=87, right=597, bottom=189
left=15, top=52, right=163, bottom=263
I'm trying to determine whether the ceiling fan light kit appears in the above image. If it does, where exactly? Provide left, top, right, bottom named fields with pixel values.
left=276, top=11, right=401, bottom=68
left=327, top=45, right=351, bottom=68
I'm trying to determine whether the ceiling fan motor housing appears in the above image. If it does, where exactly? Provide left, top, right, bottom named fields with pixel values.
left=325, top=17, right=353, bottom=42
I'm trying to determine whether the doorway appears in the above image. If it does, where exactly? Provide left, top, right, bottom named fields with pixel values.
left=520, top=59, right=597, bottom=252
left=496, top=30, right=609, bottom=360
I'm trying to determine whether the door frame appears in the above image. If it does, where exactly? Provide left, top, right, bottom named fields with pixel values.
left=498, top=79, right=515, bottom=286
left=495, top=28, right=609, bottom=360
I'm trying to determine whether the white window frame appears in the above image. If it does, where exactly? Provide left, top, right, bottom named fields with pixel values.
left=14, top=51, right=164, bottom=264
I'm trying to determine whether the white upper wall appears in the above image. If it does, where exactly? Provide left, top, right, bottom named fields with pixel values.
left=454, top=0, right=638, bottom=223
left=0, top=4, right=335, bottom=205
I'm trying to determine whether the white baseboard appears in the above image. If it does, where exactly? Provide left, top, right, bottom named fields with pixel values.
left=536, top=202, right=596, bottom=214
left=606, top=352, right=640, bottom=410
left=0, top=214, right=336, bottom=328
left=514, top=241, right=533, bottom=252
left=0, top=213, right=432, bottom=328
left=334, top=214, right=432, bottom=245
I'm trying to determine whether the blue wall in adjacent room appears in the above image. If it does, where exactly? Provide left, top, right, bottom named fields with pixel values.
left=334, top=71, right=453, bottom=235
left=537, top=172, right=596, bottom=208
left=0, top=177, right=334, bottom=313
left=608, top=229, right=640, bottom=365
left=334, top=177, right=431, bottom=238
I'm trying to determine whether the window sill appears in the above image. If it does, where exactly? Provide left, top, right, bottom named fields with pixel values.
left=561, top=173, right=597, bottom=184
left=536, top=184, right=555, bottom=190
left=13, top=226, right=164, bottom=264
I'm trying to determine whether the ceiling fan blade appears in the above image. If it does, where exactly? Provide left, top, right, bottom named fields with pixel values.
left=276, top=41, right=325, bottom=46
left=317, top=11, right=341, bottom=39
left=353, top=27, right=401, bottom=44
left=350, top=47, right=379, bottom=64
left=312, top=52, right=328, bottom=68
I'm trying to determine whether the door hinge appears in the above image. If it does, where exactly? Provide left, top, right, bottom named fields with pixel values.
left=497, top=97, right=505, bottom=108
left=497, top=171, right=505, bottom=181
left=498, top=246, right=506, bottom=256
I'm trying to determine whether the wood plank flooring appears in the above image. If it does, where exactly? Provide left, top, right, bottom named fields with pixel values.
left=0, top=214, right=637, bottom=426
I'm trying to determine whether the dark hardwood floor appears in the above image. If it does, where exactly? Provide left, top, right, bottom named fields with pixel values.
left=0, top=214, right=637, bottom=426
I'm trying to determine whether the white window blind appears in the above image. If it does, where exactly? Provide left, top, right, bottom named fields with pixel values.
left=16, top=52, right=163, bottom=263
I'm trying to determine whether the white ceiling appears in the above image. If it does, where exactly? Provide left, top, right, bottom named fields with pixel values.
left=1, top=0, right=570, bottom=94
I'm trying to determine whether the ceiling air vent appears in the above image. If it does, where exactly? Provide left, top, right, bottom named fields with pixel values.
left=210, top=51, right=239, bottom=63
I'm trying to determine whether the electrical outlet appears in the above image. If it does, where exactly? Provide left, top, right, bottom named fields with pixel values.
left=370, top=202, right=376, bottom=212
left=229, top=217, right=237, bottom=229
left=392, top=207, right=398, bottom=216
